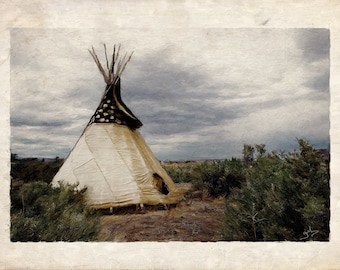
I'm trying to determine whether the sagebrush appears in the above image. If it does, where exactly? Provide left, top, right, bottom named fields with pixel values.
left=223, top=140, right=329, bottom=241
left=11, top=156, right=100, bottom=242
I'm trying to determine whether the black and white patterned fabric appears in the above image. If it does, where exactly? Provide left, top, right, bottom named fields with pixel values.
left=88, top=79, right=142, bottom=129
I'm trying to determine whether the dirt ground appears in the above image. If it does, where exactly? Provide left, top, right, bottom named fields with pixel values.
left=98, top=183, right=225, bottom=242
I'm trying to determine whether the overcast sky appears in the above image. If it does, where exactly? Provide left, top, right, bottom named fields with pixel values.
left=10, top=28, right=330, bottom=161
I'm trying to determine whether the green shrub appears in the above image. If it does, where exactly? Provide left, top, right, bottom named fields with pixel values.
left=11, top=181, right=100, bottom=242
left=11, top=156, right=63, bottom=183
left=163, top=165, right=192, bottom=183
left=223, top=139, right=330, bottom=241
left=191, top=159, right=246, bottom=197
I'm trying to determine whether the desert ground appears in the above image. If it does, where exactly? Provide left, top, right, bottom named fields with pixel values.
left=98, top=183, right=225, bottom=242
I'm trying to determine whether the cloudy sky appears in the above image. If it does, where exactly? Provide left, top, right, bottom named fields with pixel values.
left=10, top=28, right=330, bottom=161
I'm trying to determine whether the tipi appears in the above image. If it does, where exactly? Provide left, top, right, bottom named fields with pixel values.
left=52, top=45, right=182, bottom=209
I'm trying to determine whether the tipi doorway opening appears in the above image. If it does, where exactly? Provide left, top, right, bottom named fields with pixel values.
left=153, top=173, right=169, bottom=195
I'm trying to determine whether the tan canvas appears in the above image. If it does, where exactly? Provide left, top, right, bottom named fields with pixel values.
left=53, top=123, right=182, bottom=208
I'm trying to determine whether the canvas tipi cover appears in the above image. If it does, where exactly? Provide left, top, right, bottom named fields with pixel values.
left=52, top=45, right=182, bottom=208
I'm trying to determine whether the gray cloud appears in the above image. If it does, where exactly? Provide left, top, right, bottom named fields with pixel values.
left=304, top=69, right=330, bottom=92
left=10, top=28, right=330, bottom=160
left=10, top=117, right=69, bottom=127
left=120, top=51, right=246, bottom=137
left=295, top=28, right=330, bottom=63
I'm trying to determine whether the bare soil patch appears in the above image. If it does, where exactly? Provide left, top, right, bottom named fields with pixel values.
left=98, top=183, right=225, bottom=242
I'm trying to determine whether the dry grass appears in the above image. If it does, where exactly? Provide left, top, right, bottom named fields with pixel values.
left=98, top=183, right=225, bottom=242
